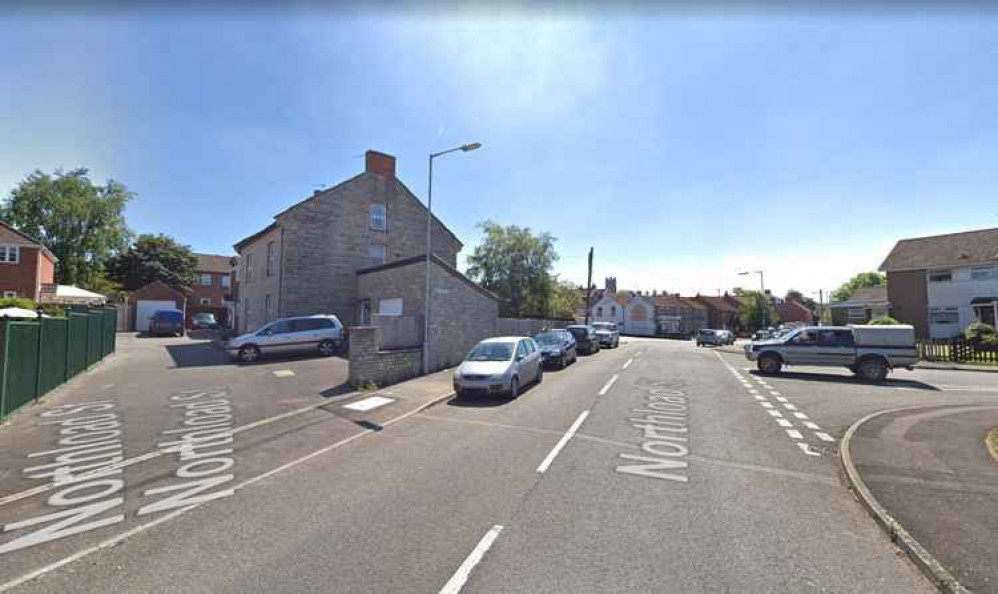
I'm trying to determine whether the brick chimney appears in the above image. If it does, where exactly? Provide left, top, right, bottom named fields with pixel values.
left=365, top=150, right=396, bottom=178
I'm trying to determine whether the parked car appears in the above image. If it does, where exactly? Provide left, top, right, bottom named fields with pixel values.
left=718, top=330, right=735, bottom=345
left=225, top=315, right=343, bottom=363
left=752, top=330, right=772, bottom=341
left=566, top=325, right=601, bottom=355
left=745, top=324, right=917, bottom=382
left=696, top=329, right=725, bottom=347
left=592, top=322, right=620, bottom=348
left=148, top=309, right=185, bottom=337
left=453, top=336, right=543, bottom=398
left=534, top=330, right=577, bottom=369
left=191, top=312, right=217, bottom=330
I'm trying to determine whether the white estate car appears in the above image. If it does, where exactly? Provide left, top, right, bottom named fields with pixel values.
left=226, top=315, right=343, bottom=363
left=453, top=337, right=544, bottom=398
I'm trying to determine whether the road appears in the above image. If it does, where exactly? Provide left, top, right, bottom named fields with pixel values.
left=2, top=335, right=996, bottom=592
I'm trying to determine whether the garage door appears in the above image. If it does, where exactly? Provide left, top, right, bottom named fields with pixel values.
left=136, top=300, right=177, bottom=332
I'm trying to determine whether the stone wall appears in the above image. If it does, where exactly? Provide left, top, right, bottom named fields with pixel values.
left=348, top=326, right=423, bottom=388
left=496, top=318, right=572, bottom=337
left=427, top=261, right=498, bottom=371
left=235, top=225, right=282, bottom=333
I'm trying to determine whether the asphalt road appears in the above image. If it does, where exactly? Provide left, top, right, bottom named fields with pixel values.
left=2, top=335, right=997, bottom=592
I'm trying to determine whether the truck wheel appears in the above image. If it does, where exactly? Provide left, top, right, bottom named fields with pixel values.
left=858, top=358, right=888, bottom=382
left=758, top=354, right=782, bottom=374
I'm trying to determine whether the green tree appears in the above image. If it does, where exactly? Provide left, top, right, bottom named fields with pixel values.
left=1, top=168, right=132, bottom=286
left=868, top=316, right=901, bottom=325
left=107, top=233, right=198, bottom=291
left=831, top=271, right=886, bottom=302
left=738, top=290, right=779, bottom=333
left=466, top=221, right=559, bottom=318
left=550, top=279, right=583, bottom=319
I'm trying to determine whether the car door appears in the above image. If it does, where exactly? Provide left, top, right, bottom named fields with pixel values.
left=527, top=339, right=542, bottom=380
left=287, top=318, right=321, bottom=354
left=816, top=329, right=855, bottom=367
left=514, top=340, right=528, bottom=380
left=259, top=320, right=295, bottom=355
left=782, top=329, right=820, bottom=365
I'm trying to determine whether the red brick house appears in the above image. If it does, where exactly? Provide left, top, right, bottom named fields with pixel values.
left=774, top=298, right=813, bottom=324
left=0, top=220, right=57, bottom=301
left=188, top=253, right=235, bottom=327
left=693, top=295, right=740, bottom=330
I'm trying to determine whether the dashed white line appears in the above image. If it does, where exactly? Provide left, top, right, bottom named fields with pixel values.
left=598, top=374, right=619, bottom=396
left=792, top=412, right=809, bottom=420
left=767, top=410, right=784, bottom=418
left=760, top=402, right=774, bottom=409
left=802, top=421, right=821, bottom=430
left=536, top=410, right=590, bottom=473
left=774, top=396, right=789, bottom=403
left=785, top=429, right=804, bottom=440
left=753, top=395, right=767, bottom=401
left=776, top=419, right=793, bottom=428
left=815, top=432, right=835, bottom=442
left=769, top=391, right=781, bottom=397
left=622, top=358, right=633, bottom=370
left=797, top=443, right=821, bottom=457
left=439, top=525, right=504, bottom=594
left=782, top=403, right=798, bottom=411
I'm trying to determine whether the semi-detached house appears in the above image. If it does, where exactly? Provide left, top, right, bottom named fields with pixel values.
left=880, top=227, right=998, bottom=339
left=233, top=150, right=462, bottom=334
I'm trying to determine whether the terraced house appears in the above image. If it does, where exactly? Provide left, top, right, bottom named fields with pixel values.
left=233, top=150, right=462, bottom=333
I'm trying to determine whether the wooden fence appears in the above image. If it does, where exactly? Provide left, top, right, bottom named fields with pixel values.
left=917, top=339, right=998, bottom=364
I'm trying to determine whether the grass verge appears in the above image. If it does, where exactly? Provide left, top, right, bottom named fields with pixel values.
left=987, top=428, right=998, bottom=464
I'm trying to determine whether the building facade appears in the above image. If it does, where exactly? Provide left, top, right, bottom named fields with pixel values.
left=234, top=150, right=462, bottom=333
left=623, top=294, right=656, bottom=336
left=0, top=221, right=56, bottom=301
left=881, top=227, right=998, bottom=339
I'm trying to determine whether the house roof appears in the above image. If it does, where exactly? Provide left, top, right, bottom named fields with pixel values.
left=357, top=253, right=499, bottom=302
left=774, top=299, right=811, bottom=322
left=233, top=223, right=278, bottom=253
left=194, top=253, right=234, bottom=274
left=0, top=220, right=57, bottom=261
left=694, top=295, right=738, bottom=312
left=879, top=227, right=998, bottom=271
left=829, top=286, right=890, bottom=308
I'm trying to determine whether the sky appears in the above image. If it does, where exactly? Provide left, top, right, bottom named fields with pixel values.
left=2, top=4, right=997, bottom=299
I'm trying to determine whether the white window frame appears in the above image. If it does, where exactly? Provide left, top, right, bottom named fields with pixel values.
left=928, top=269, right=952, bottom=283
left=200, top=273, right=213, bottom=286
left=221, top=275, right=231, bottom=289
left=929, top=307, right=959, bottom=325
left=378, top=297, right=403, bottom=316
left=370, top=204, right=386, bottom=231
left=0, top=245, right=20, bottom=264
left=3, top=291, right=18, bottom=299
left=199, top=297, right=211, bottom=306
left=368, top=244, right=386, bottom=265
left=970, top=265, right=995, bottom=281
left=266, top=241, right=275, bottom=277
left=245, top=253, right=253, bottom=282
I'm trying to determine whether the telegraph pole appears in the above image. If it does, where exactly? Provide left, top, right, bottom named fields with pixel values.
left=584, top=247, right=594, bottom=325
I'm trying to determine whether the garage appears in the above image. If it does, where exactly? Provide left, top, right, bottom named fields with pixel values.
left=127, top=280, right=187, bottom=332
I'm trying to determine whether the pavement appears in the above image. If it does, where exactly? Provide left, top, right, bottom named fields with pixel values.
left=0, top=335, right=996, bottom=592
left=847, top=405, right=998, bottom=593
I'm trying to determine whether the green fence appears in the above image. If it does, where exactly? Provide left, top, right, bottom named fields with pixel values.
left=0, top=308, right=118, bottom=421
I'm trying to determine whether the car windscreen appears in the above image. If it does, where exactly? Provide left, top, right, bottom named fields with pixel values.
left=567, top=327, right=586, bottom=338
left=534, top=333, right=561, bottom=345
left=466, top=342, right=514, bottom=362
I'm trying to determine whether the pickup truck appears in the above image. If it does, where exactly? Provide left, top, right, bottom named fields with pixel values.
left=744, top=325, right=917, bottom=382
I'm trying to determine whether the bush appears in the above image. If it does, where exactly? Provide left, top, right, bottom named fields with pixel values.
left=0, top=297, right=38, bottom=311
left=965, top=321, right=997, bottom=344
left=868, top=316, right=901, bottom=325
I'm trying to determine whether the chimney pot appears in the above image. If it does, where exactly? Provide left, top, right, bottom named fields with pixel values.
left=365, top=150, right=396, bottom=178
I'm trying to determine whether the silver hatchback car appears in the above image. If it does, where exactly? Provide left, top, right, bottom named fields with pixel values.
left=226, top=315, right=343, bottom=363
left=453, top=337, right=543, bottom=398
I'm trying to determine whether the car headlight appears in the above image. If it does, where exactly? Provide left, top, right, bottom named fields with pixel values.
left=490, top=374, right=505, bottom=381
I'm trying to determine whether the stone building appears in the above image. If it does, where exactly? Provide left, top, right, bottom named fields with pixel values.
left=233, top=150, right=462, bottom=333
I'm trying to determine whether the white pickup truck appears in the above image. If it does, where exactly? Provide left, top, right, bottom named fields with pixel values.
left=744, top=325, right=918, bottom=382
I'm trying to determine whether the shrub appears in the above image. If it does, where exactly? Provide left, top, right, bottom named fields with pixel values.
left=868, top=316, right=901, bottom=325
left=0, top=297, right=38, bottom=311
left=965, top=321, right=997, bottom=343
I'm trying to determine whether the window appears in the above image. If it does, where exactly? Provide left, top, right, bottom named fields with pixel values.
left=3, top=291, right=17, bottom=299
left=515, top=340, right=528, bottom=359
left=975, top=305, right=996, bottom=326
left=789, top=329, right=819, bottom=344
left=929, top=308, right=959, bottom=325
left=596, top=306, right=603, bottom=318
left=378, top=297, right=403, bottom=316
left=200, top=274, right=212, bottom=286
left=264, top=320, right=294, bottom=335
left=971, top=266, right=996, bottom=281
left=294, top=318, right=333, bottom=332
left=221, top=275, right=231, bottom=289
left=818, top=329, right=854, bottom=347
left=928, top=269, right=952, bottom=283
left=358, top=299, right=372, bottom=325
left=611, top=306, right=616, bottom=316
left=0, top=245, right=20, bottom=264
left=199, top=298, right=211, bottom=306
left=265, top=294, right=272, bottom=319
left=847, top=308, right=867, bottom=322
left=245, top=253, right=253, bottom=282
left=368, top=244, right=386, bottom=266
left=266, top=241, right=275, bottom=276
left=370, top=204, right=386, bottom=231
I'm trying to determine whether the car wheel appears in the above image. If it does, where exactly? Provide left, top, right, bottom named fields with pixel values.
left=318, top=339, right=337, bottom=357
left=758, top=354, right=782, bottom=374
left=238, top=345, right=261, bottom=363
left=858, top=358, right=888, bottom=382
left=509, top=376, right=520, bottom=399
left=536, top=365, right=544, bottom=385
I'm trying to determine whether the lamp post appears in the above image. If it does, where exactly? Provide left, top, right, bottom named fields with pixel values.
left=738, top=269, right=766, bottom=329
left=424, top=142, right=482, bottom=375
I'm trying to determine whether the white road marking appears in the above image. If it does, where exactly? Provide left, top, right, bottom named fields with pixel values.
left=775, top=396, right=788, bottom=403
left=622, top=358, right=633, bottom=370
left=101, top=384, right=115, bottom=390
left=760, top=402, right=774, bottom=409
left=769, top=391, right=781, bottom=397
left=815, top=432, right=835, bottom=442
left=776, top=419, right=793, bottom=428
left=343, top=396, right=395, bottom=412
left=785, top=429, right=804, bottom=440
left=272, top=369, right=295, bottom=378
left=802, top=421, right=821, bottom=430
left=598, top=374, right=619, bottom=396
left=438, top=525, right=504, bottom=594
left=767, top=410, right=783, bottom=418
left=797, top=443, right=821, bottom=457
left=782, top=403, right=798, bottom=411
left=536, top=410, right=590, bottom=473
left=792, top=412, right=809, bottom=420
left=753, top=395, right=767, bottom=401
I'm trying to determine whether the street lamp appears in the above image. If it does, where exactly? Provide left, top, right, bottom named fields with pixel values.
left=738, top=269, right=766, bottom=329
left=424, top=142, right=482, bottom=375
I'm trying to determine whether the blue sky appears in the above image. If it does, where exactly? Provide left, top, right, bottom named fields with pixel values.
left=2, top=7, right=997, bottom=298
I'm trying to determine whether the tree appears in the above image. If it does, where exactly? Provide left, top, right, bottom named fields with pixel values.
left=785, top=289, right=817, bottom=313
left=466, top=221, right=559, bottom=318
left=2, top=168, right=132, bottom=286
left=831, top=272, right=886, bottom=303
left=107, top=234, right=198, bottom=291
left=868, top=316, right=901, bottom=325
left=550, top=279, right=583, bottom=319
left=738, top=290, right=779, bottom=333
